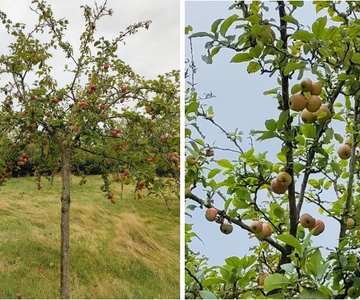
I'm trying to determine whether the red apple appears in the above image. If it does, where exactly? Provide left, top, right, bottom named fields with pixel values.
left=120, top=98, right=124, bottom=103
left=100, top=104, right=106, bottom=110
left=121, top=86, right=127, bottom=93
left=122, top=169, right=129, bottom=175
left=103, top=64, right=109, bottom=71
left=111, top=199, right=116, bottom=204
left=205, top=208, right=217, bottom=222
left=116, top=128, right=121, bottom=133
left=72, top=125, right=79, bottom=132
left=78, top=102, right=88, bottom=107
left=112, top=131, right=118, bottom=137
left=151, top=114, right=156, bottom=120
left=19, top=111, right=25, bottom=116
left=31, top=95, right=37, bottom=100
left=312, top=219, right=325, bottom=236
left=52, top=98, right=59, bottom=104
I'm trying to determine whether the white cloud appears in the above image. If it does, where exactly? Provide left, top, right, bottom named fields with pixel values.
left=0, top=0, right=179, bottom=81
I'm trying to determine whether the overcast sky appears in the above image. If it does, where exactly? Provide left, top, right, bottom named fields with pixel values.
left=186, top=1, right=347, bottom=266
left=0, top=0, right=179, bottom=81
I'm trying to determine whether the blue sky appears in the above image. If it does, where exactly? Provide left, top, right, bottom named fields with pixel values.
left=185, top=1, right=347, bottom=266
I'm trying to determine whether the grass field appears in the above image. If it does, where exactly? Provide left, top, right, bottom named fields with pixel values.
left=0, top=175, right=179, bottom=299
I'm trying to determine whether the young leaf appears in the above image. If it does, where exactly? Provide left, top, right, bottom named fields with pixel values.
left=220, top=14, right=238, bottom=37
left=264, top=273, right=290, bottom=292
left=277, top=234, right=302, bottom=253
left=230, top=53, right=253, bottom=63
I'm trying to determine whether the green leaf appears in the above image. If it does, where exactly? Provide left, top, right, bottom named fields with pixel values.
left=263, top=88, right=278, bottom=95
left=277, top=110, right=288, bottom=130
left=264, top=273, right=290, bottom=293
left=265, top=119, right=277, bottom=131
left=324, top=181, right=332, bottom=190
left=211, top=19, right=224, bottom=33
left=189, top=32, right=215, bottom=39
left=292, top=30, right=313, bottom=41
left=230, top=53, right=253, bottom=63
left=195, top=139, right=205, bottom=146
left=289, top=1, right=304, bottom=7
left=210, top=47, right=221, bottom=57
left=302, top=124, right=316, bottom=139
left=199, top=290, right=218, bottom=299
left=202, top=54, right=213, bottom=64
left=312, top=17, right=327, bottom=38
left=291, top=84, right=301, bottom=94
left=277, top=234, right=301, bottom=253
left=208, top=168, right=221, bottom=179
left=202, top=277, right=226, bottom=287
left=217, top=159, right=234, bottom=169
left=257, top=131, right=277, bottom=141
left=284, top=62, right=306, bottom=76
left=332, top=16, right=345, bottom=22
left=247, top=61, right=261, bottom=73
left=220, top=14, right=238, bottom=37
left=296, top=288, right=329, bottom=299
left=225, top=256, right=241, bottom=268
left=282, top=15, right=298, bottom=25
left=334, top=133, right=343, bottom=143
left=351, top=53, right=360, bottom=64
left=308, top=249, right=326, bottom=280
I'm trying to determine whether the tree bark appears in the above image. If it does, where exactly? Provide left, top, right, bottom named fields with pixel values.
left=60, top=149, right=71, bottom=299
left=120, top=178, right=124, bottom=201
left=37, top=171, right=42, bottom=190
left=339, top=98, right=359, bottom=241
left=50, top=171, right=55, bottom=186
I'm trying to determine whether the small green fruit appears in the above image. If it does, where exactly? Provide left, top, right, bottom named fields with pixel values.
left=220, top=223, right=233, bottom=235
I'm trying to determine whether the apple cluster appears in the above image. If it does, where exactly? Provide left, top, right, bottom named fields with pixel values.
left=270, top=171, right=292, bottom=194
left=250, top=220, right=272, bottom=240
left=289, top=78, right=330, bottom=124
left=300, top=213, right=325, bottom=236
left=17, top=152, right=29, bottom=166
left=205, top=207, right=234, bottom=235
left=186, top=149, right=215, bottom=168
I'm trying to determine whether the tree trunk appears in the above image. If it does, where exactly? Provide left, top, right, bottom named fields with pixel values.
left=60, top=149, right=71, bottom=299
left=120, top=179, right=124, bottom=201
left=50, top=171, right=55, bottom=186
left=115, top=166, right=120, bottom=182
left=37, top=171, right=42, bottom=190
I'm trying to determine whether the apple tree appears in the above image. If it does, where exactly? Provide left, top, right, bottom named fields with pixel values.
left=0, top=0, right=179, bottom=298
left=186, top=1, right=360, bottom=298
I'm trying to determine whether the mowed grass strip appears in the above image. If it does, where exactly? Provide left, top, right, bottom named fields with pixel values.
left=0, top=175, right=180, bottom=299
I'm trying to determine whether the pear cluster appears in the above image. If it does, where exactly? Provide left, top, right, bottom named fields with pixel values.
left=300, top=213, right=325, bottom=236
left=289, top=79, right=331, bottom=124
left=250, top=220, right=272, bottom=240
left=270, top=171, right=292, bottom=194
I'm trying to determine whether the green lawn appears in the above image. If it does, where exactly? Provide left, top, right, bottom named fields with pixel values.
left=0, top=175, right=180, bottom=299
